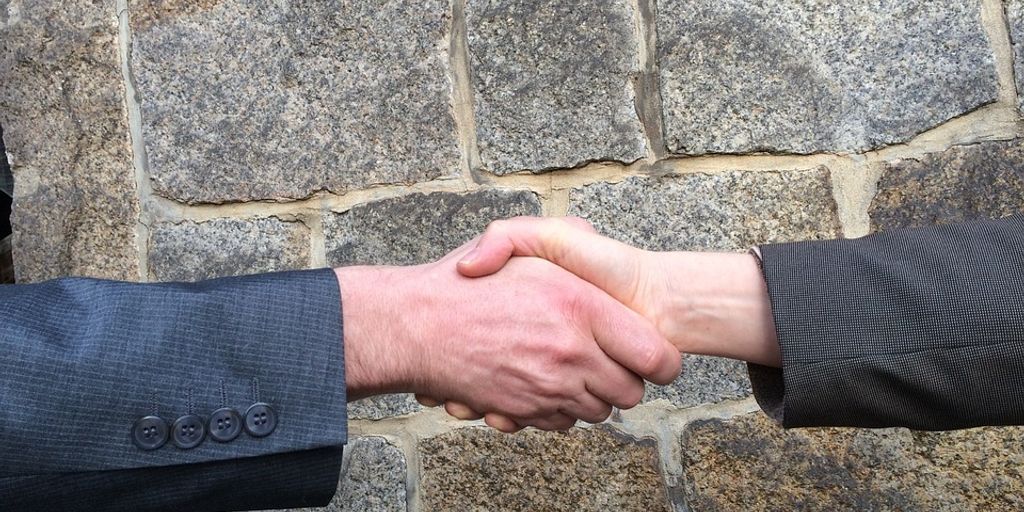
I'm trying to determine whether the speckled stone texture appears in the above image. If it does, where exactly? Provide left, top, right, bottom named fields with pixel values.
left=643, top=357, right=751, bottom=408
left=281, top=437, right=407, bottom=512
left=327, top=189, right=540, bottom=418
left=421, top=427, right=670, bottom=511
left=1010, top=1, right=1024, bottom=111
left=130, top=0, right=458, bottom=204
left=568, top=170, right=841, bottom=252
left=870, top=140, right=1024, bottom=231
left=148, top=218, right=310, bottom=281
left=0, top=0, right=140, bottom=282
left=658, top=0, right=997, bottom=154
left=325, top=189, right=541, bottom=266
left=680, top=412, right=1024, bottom=511
left=467, top=0, right=646, bottom=174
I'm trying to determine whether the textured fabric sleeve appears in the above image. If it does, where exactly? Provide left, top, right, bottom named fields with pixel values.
left=752, top=214, right=1024, bottom=430
left=0, top=268, right=348, bottom=509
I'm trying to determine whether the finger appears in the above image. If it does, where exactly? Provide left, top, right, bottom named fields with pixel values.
left=457, top=218, right=642, bottom=307
left=458, top=217, right=596, bottom=278
left=516, top=413, right=577, bottom=431
left=561, top=216, right=598, bottom=234
left=585, top=290, right=682, bottom=386
left=445, top=401, right=484, bottom=421
left=485, top=413, right=522, bottom=433
left=560, top=393, right=614, bottom=424
left=415, top=394, right=443, bottom=407
left=582, top=355, right=647, bottom=410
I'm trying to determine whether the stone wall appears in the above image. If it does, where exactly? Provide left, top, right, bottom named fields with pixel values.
left=2, top=0, right=1024, bottom=510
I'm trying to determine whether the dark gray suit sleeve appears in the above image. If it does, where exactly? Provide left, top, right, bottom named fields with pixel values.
left=0, top=268, right=348, bottom=511
left=749, top=214, right=1024, bottom=430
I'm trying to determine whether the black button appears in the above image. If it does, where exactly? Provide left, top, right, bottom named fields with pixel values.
left=244, top=403, right=277, bottom=437
left=132, top=416, right=168, bottom=451
left=171, top=414, right=206, bottom=449
left=208, top=407, right=243, bottom=442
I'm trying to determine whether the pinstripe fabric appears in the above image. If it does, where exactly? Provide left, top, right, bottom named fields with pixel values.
left=750, top=214, right=1024, bottom=430
left=0, top=268, right=348, bottom=509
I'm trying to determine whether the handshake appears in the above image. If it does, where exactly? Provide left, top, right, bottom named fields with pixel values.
left=337, top=216, right=782, bottom=433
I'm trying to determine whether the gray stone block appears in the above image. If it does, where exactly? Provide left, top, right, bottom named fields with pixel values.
left=658, top=1, right=997, bottom=154
left=567, top=170, right=841, bottom=252
left=870, top=141, right=1024, bottom=231
left=420, top=426, right=670, bottom=511
left=347, top=395, right=421, bottom=421
left=679, top=412, right=1024, bottom=511
left=644, top=356, right=751, bottom=408
left=0, top=1, right=140, bottom=282
left=467, top=0, right=646, bottom=174
left=280, top=437, right=407, bottom=512
left=324, top=189, right=542, bottom=266
left=149, top=218, right=310, bottom=282
left=131, top=0, right=459, bottom=203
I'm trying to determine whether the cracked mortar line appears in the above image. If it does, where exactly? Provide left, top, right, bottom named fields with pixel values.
left=982, top=0, right=1020, bottom=106
left=449, top=0, right=488, bottom=191
left=117, top=0, right=154, bottom=282
left=632, top=0, right=666, bottom=162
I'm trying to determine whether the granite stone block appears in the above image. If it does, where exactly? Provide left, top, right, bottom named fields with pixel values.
left=870, top=140, right=1024, bottom=230
left=421, top=426, right=670, bottom=511
left=0, top=1, right=140, bottom=282
left=644, top=356, right=751, bottom=408
left=131, top=0, right=459, bottom=203
left=568, top=170, right=841, bottom=252
left=467, top=0, right=646, bottom=173
left=658, top=1, right=997, bottom=154
left=679, top=412, right=1024, bottom=511
left=347, top=395, right=421, bottom=422
left=149, top=218, right=310, bottom=282
left=280, top=437, right=406, bottom=512
left=325, top=189, right=541, bottom=266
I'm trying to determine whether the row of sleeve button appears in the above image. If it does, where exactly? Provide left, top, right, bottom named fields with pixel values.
left=131, top=403, right=277, bottom=451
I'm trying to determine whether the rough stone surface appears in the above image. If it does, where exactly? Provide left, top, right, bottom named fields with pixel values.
left=1010, top=1, right=1024, bottom=112
left=131, top=0, right=459, bottom=203
left=679, top=412, right=1024, bottom=511
left=467, top=0, right=646, bottom=173
left=568, top=170, right=841, bottom=252
left=644, top=356, right=751, bottom=408
left=658, top=1, right=998, bottom=154
left=0, top=1, right=141, bottom=282
left=326, top=189, right=540, bottom=418
left=421, top=426, right=670, bottom=511
left=149, top=218, right=310, bottom=281
left=871, top=140, right=1024, bottom=231
left=347, top=395, right=421, bottom=422
left=280, top=437, right=407, bottom=512
left=325, top=189, right=541, bottom=266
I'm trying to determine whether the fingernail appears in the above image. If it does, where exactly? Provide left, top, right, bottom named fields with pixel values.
left=460, top=248, right=479, bottom=265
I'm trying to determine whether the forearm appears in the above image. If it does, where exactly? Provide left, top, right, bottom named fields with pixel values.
left=648, top=251, right=781, bottom=367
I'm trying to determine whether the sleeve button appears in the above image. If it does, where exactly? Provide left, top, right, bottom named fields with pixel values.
left=244, top=403, right=277, bottom=437
left=171, top=414, right=206, bottom=449
left=208, top=407, right=243, bottom=442
left=131, top=416, right=169, bottom=451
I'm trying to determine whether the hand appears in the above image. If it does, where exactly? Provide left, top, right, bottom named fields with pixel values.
left=453, top=216, right=781, bottom=366
left=335, top=239, right=681, bottom=432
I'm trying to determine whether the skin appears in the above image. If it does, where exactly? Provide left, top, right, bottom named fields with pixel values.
left=335, top=238, right=681, bottom=432
left=424, top=216, right=782, bottom=429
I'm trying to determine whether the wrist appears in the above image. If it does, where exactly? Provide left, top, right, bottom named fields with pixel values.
left=335, top=266, right=422, bottom=399
left=652, top=251, right=781, bottom=367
